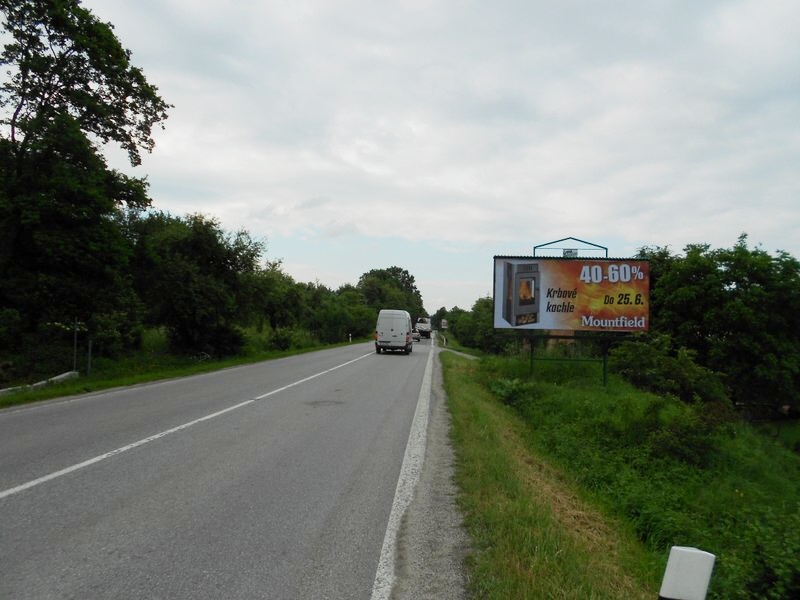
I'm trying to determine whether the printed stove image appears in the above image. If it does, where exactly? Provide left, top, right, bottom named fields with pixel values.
left=504, top=262, right=540, bottom=326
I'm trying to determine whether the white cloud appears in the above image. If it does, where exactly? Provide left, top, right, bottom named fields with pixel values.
left=80, top=0, right=800, bottom=310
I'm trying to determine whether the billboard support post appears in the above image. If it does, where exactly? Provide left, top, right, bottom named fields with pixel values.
left=524, top=332, right=612, bottom=386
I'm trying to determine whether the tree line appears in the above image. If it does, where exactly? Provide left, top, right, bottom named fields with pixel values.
left=0, top=1, right=425, bottom=384
left=435, top=236, right=800, bottom=421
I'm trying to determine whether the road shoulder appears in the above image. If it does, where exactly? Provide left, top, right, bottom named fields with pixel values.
left=391, top=347, right=471, bottom=599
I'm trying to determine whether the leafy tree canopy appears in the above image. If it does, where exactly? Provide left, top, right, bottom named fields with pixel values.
left=1, top=0, right=172, bottom=365
left=129, top=212, right=265, bottom=355
left=0, top=0, right=171, bottom=168
left=638, top=234, right=800, bottom=417
left=357, top=266, right=425, bottom=318
left=0, top=113, right=137, bottom=331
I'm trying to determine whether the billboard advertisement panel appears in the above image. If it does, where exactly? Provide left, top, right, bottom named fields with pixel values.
left=493, top=257, right=650, bottom=332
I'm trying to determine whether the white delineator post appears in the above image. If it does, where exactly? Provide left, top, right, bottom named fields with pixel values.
left=659, top=546, right=716, bottom=600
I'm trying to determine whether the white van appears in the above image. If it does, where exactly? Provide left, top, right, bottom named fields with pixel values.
left=375, top=309, right=413, bottom=354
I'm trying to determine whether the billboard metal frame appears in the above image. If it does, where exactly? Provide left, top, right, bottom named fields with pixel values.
left=533, top=237, right=608, bottom=258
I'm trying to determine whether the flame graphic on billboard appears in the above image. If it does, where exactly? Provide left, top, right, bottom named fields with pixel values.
left=495, top=258, right=649, bottom=331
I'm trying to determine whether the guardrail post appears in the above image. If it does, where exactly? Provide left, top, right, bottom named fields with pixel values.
left=658, top=546, right=715, bottom=600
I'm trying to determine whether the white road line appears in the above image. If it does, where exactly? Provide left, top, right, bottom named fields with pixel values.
left=0, top=352, right=374, bottom=501
left=371, top=341, right=435, bottom=600
left=254, top=352, right=373, bottom=400
left=0, top=399, right=253, bottom=501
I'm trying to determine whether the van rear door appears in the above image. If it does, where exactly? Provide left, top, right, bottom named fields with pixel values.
left=375, top=310, right=412, bottom=353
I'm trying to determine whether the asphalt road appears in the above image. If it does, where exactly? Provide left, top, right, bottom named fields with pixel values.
left=0, top=340, right=442, bottom=599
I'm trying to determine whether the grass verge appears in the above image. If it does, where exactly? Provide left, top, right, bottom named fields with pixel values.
left=0, top=332, right=370, bottom=409
left=436, top=331, right=483, bottom=358
left=441, top=351, right=660, bottom=598
left=442, top=349, right=800, bottom=599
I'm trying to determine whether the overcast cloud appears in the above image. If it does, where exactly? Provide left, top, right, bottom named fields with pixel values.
left=81, top=0, right=800, bottom=311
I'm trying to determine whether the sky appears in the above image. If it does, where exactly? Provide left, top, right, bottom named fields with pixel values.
left=79, top=0, right=799, bottom=313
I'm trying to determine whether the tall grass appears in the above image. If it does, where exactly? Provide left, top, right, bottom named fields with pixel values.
left=442, top=351, right=660, bottom=598
left=443, top=349, right=800, bottom=599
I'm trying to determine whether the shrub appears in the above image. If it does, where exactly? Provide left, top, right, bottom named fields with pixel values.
left=610, top=335, right=731, bottom=408
left=489, top=378, right=539, bottom=410
left=0, top=308, right=22, bottom=351
left=645, top=404, right=714, bottom=467
left=267, top=327, right=316, bottom=352
left=167, top=321, right=245, bottom=357
left=269, top=327, right=293, bottom=351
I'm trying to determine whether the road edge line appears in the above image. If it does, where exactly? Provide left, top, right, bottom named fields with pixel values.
left=370, top=340, right=435, bottom=599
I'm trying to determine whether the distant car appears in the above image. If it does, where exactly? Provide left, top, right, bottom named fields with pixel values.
left=412, top=328, right=421, bottom=341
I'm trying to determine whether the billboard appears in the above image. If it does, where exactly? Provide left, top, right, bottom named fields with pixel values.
left=493, top=257, right=650, bottom=332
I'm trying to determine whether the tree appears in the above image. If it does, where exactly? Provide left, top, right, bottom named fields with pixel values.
left=242, top=261, right=304, bottom=332
left=443, top=306, right=469, bottom=341
left=646, top=243, right=725, bottom=360
left=445, top=297, right=507, bottom=353
left=639, top=236, right=800, bottom=418
left=357, top=266, right=425, bottom=317
left=0, top=0, right=170, bottom=372
left=335, top=284, right=377, bottom=339
left=1, top=114, right=134, bottom=328
left=129, top=213, right=264, bottom=355
left=431, top=306, right=448, bottom=330
left=1, top=0, right=171, bottom=168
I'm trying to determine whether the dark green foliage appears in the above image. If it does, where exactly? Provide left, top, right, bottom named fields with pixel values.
left=309, top=286, right=376, bottom=344
left=0, top=116, right=145, bottom=382
left=0, top=1, right=168, bottom=378
left=489, top=378, right=539, bottom=410
left=357, top=266, right=425, bottom=318
left=128, top=212, right=262, bottom=356
left=609, top=335, right=731, bottom=407
left=242, top=262, right=305, bottom=331
left=269, top=327, right=294, bottom=351
left=1, top=117, right=135, bottom=327
left=639, top=237, right=800, bottom=419
left=0, top=2, right=433, bottom=378
left=4, top=327, right=76, bottom=383
left=431, top=306, right=446, bottom=328
left=446, top=297, right=515, bottom=353
left=451, top=297, right=491, bottom=350
left=0, top=307, right=22, bottom=352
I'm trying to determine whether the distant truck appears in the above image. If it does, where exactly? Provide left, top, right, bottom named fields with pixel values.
left=415, top=317, right=432, bottom=339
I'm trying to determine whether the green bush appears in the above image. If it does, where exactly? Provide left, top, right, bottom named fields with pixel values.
left=167, top=321, right=245, bottom=357
left=489, top=378, right=540, bottom=410
left=266, top=327, right=316, bottom=352
left=609, top=335, right=731, bottom=407
left=269, top=327, right=293, bottom=351
left=0, top=307, right=22, bottom=351
left=90, top=310, right=143, bottom=358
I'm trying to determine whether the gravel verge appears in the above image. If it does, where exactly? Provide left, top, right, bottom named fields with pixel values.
left=390, top=348, right=472, bottom=599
